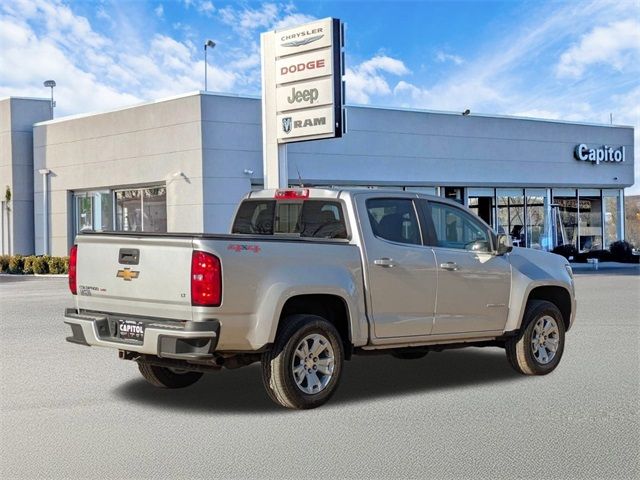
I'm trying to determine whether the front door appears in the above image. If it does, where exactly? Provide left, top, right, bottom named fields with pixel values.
left=425, top=201, right=511, bottom=334
left=357, top=196, right=437, bottom=338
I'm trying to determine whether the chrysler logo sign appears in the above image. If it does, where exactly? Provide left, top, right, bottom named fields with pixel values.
left=574, top=144, right=626, bottom=165
left=280, top=27, right=324, bottom=48
left=281, top=34, right=324, bottom=48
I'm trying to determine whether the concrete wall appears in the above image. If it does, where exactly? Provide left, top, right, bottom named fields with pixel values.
left=0, top=98, right=51, bottom=255
left=287, top=106, right=635, bottom=188
left=33, top=93, right=205, bottom=256
left=201, top=95, right=261, bottom=232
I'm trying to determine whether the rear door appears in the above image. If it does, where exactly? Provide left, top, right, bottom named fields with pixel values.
left=422, top=200, right=511, bottom=334
left=75, top=234, right=194, bottom=320
left=356, top=195, right=437, bottom=338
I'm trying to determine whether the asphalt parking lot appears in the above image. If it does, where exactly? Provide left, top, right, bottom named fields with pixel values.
left=1, top=271, right=638, bottom=480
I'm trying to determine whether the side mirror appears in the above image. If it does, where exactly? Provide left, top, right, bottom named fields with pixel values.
left=496, top=233, right=513, bottom=255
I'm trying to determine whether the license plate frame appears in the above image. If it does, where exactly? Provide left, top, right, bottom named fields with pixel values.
left=118, top=319, right=145, bottom=342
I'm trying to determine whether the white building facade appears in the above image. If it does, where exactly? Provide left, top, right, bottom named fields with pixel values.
left=0, top=91, right=634, bottom=257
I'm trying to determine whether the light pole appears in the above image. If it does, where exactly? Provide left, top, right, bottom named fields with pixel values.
left=43, top=80, right=56, bottom=118
left=204, top=40, right=215, bottom=91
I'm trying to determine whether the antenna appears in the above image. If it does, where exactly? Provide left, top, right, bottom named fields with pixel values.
left=295, top=164, right=304, bottom=187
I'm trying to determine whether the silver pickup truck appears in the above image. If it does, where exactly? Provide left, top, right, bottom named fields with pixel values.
left=65, top=188, right=576, bottom=409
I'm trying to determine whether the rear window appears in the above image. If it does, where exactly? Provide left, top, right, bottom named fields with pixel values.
left=232, top=200, right=348, bottom=239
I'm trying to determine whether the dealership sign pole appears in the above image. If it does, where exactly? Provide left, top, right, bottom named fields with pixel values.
left=261, top=18, right=345, bottom=189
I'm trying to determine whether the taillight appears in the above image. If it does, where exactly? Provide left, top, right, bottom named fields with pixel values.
left=191, top=251, right=222, bottom=306
left=69, top=245, right=78, bottom=295
left=274, top=188, right=309, bottom=199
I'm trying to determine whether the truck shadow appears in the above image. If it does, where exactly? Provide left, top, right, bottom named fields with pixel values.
left=114, top=348, right=521, bottom=414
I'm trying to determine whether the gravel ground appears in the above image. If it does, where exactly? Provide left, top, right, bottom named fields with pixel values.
left=1, top=273, right=638, bottom=479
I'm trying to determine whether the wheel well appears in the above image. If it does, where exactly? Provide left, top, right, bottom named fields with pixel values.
left=279, top=294, right=352, bottom=357
left=526, top=286, right=572, bottom=330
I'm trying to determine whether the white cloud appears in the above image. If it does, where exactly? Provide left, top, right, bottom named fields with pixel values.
left=154, top=4, right=164, bottom=18
left=0, top=0, right=237, bottom=115
left=556, top=20, right=640, bottom=78
left=346, top=55, right=410, bottom=104
left=219, top=3, right=315, bottom=36
left=435, top=50, right=463, bottom=65
left=197, top=1, right=215, bottom=16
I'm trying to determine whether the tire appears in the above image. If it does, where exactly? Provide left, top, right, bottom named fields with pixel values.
left=138, top=362, right=203, bottom=389
left=391, top=349, right=428, bottom=360
left=506, top=300, right=566, bottom=375
left=262, top=314, right=344, bottom=409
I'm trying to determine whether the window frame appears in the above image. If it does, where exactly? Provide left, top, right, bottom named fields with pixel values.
left=421, top=199, right=496, bottom=253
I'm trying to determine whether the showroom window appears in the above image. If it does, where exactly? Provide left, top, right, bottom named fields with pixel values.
left=115, top=186, right=167, bottom=232
left=603, top=190, right=623, bottom=248
left=73, top=191, right=114, bottom=232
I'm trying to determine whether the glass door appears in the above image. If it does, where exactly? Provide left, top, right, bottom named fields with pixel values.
left=552, top=189, right=578, bottom=250
left=497, top=189, right=525, bottom=246
left=578, top=189, right=603, bottom=252
left=525, top=189, right=550, bottom=250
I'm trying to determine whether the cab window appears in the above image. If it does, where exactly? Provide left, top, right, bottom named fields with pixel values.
left=232, top=200, right=347, bottom=239
left=429, top=202, right=492, bottom=252
left=366, top=198, right=421, bottom=245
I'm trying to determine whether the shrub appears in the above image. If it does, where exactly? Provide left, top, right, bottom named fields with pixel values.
left=22, top=256, right=38, bottom=274
left=575, top=250, right=613, bottom=263
left=0, top=255, right=9, bottom=272
left=610, top=240, right=634, bottom=261
left=8, top=255, right=23, bottom=274
left=552, top=244, right=577, bottom=260
left=33, top=256, right=49, bottom=274
left=48, top=256, right=67, bottom=274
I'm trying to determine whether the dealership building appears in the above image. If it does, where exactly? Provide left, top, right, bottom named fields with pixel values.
left=0, top=91, right=635, bottom=257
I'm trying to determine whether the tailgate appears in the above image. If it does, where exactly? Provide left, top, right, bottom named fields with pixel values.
left=75, top=234, right=194, bottom=320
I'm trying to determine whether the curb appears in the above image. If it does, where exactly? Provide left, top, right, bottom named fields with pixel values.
left=0, top=273, right=68, bottom=277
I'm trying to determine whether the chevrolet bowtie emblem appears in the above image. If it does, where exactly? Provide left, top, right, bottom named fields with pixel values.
left=116, top=268, right=140, bottom=281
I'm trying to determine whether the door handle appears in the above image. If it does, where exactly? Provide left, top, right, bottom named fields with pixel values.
left=374, top=258, right=396, bottom=268
left=439, top=262, right=459, bottom=271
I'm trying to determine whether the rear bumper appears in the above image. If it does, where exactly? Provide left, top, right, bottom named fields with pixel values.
left=64, top=308, right=219, bottom=360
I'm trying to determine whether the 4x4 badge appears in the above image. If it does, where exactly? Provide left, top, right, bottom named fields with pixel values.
left=116, top=268, right=140, bottom=281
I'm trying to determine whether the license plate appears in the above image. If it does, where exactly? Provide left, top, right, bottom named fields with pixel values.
left=118, top=319, right=145, bottom=342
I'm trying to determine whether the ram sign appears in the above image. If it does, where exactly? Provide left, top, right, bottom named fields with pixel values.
left=261, top=17, right=345, bottom=144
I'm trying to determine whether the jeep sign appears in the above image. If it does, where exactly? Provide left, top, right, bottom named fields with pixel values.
left=276, top=77, right=334, bottom=112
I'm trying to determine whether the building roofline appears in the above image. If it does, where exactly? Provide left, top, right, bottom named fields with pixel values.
left=0, top=96, right=51, bottom=102
left=348, top=103, right=635, bottom=129
left=33, top=90, right=263, bottom=127
left=32, top=90, right=634, bottom=130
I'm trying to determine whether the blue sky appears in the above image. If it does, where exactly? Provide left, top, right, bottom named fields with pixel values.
left=1, top=0, right=639, bottom=192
